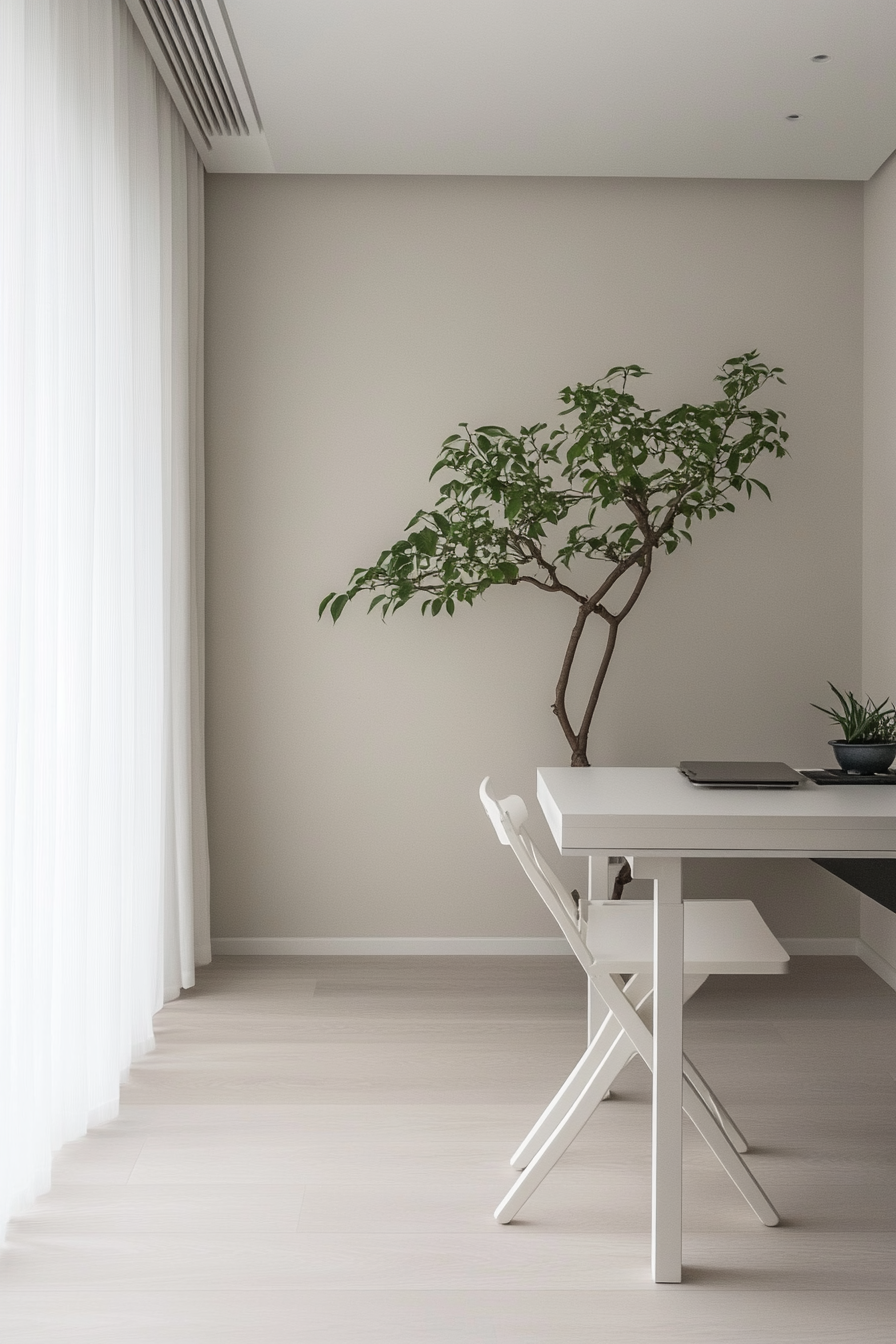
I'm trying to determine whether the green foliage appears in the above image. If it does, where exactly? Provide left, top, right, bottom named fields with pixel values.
left=319, top=352, right=788, bottom=766
left=811, top=684, right=896, bottom=744
left=319, top=352, right=788, bottom=623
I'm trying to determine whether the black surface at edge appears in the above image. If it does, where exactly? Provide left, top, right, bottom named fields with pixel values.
left=812, top=859, right=896, bottom=915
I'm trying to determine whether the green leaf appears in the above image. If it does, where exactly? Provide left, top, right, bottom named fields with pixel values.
left=408, top=527, right=439, bottom=556
left=505, top=488, right=524, bottom=522
left=812, top=684, right=896, bottom=743
left=318, top=593, right=335, bottom=618
left=329, top=593, right=349, bottom=622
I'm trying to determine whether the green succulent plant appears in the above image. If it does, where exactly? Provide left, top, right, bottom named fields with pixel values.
left=811, top=684, right=896, bottom=744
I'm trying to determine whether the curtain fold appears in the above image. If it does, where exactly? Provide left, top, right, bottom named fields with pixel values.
left=0, top=0, right=209, bottom=1232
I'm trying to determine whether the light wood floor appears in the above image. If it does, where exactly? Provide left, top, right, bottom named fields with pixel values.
left=1, top=954, right=895, bottom=1342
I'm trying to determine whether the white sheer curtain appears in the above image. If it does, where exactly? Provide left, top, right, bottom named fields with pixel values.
left=0, top=0, right=210, bottom=1233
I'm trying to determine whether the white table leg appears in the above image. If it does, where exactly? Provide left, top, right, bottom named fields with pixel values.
left=635, top=855, right=684, bottom=1284
left=586, top=856, right=609, bottom=1041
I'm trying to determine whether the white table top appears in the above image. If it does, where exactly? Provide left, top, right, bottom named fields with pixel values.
left=537, top=766, right=896, bottom=857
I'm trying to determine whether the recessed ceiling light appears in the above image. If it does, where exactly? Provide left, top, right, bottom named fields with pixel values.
left=785, top=114, right=800, bottom=121
left=811, top=54, right=830, bottom=62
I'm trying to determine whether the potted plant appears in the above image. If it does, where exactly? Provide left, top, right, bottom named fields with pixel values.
left=321, top=351, right=788, bottom=770
left=812, top=684, right=896, bottom=775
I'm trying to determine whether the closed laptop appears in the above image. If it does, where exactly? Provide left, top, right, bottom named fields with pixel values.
left=679, top=761, right=803, bottom=788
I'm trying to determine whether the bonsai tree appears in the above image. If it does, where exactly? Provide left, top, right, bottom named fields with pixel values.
left=321, top=352, right=788, bottom=768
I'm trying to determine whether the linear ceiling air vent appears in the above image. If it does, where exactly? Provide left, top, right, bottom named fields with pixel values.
left=124, top=0, right=274, bottom=172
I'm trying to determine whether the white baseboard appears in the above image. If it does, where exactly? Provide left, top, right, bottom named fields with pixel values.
left=780, top=937, right=859, bottom=956
left=780, top=936, right=896, bottom=993
left=210, top=936, right=571, bottom=956
left=210, top=934, right=896, bottom=989
left=856, top=939, right=896, bottom=993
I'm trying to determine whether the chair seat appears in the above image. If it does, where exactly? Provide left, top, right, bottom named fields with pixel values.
left=586, top=900, right=790, bottom=976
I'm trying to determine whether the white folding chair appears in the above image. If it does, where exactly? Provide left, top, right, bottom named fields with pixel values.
left=480, top=777, right=789, bottom=1227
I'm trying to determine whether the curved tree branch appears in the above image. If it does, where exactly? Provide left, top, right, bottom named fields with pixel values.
left=552, top=601, right=591, bottom=759
left=571, top=619, right=618, bottom=767
left=574, top=557, right=654, bottom=763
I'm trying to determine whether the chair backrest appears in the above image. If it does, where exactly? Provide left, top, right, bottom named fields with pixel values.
left=479, top=777, right=593, bottom=973
left=479, top=777, right=528, bottom=845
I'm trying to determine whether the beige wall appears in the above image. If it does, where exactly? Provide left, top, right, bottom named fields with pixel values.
left=205, top=175, right=863, bottom=940
left=863, top=151, right=896, bottom=971
left=864, top=151, right=896, bottom=704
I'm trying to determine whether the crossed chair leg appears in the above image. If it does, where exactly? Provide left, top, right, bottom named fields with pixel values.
left=495, top=970, right=776, bottom=1228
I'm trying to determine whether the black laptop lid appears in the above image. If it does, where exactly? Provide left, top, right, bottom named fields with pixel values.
left=679, top=761, right=803, bottom=788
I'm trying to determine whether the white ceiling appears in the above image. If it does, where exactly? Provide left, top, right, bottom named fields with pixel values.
left=217, top=0, right=896, bottom=178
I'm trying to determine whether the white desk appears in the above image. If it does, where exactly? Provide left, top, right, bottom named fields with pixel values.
left=536, top=766, right=896, bottom=1283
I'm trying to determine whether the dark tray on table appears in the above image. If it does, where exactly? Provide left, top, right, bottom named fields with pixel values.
left=800, top=769, right=896, bottom=785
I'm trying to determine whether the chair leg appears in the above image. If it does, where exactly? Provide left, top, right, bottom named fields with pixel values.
left=510, top=1017, right=631, bottom=1170
left=614, top=972, right=750, bottom=1154
left=511, top=973, right=650, bottom=1170
left=587, top=977, right=604, bottom=1044
left=683, top=1053, right=748, bottom=1154
left=635, top=976, right=749, bottom=1155
left=496, top=970, right=779, bottom=1228
left=512, top=973, right=734, bottom=1169
left=599, top=971, right=779, bottom=1228
left=680, top=1077, right=778, bottom=1225
left=496, top=1039, right=778, bottom=1228
left=496, top=1028, right=635, bottom=1224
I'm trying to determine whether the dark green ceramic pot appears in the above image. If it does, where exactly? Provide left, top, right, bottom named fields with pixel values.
left=829, top=740, right=896, bottom=775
